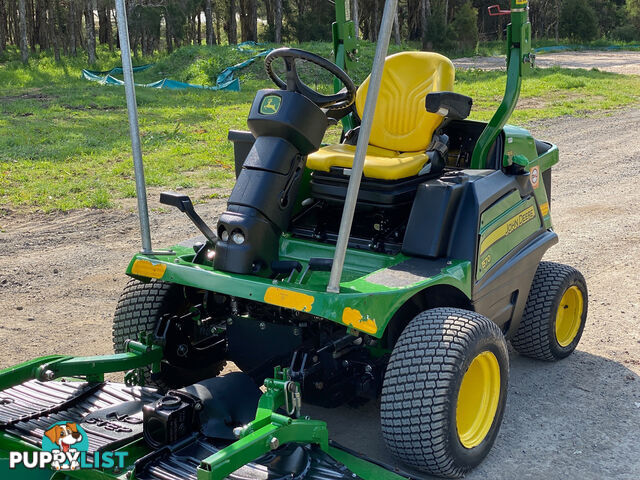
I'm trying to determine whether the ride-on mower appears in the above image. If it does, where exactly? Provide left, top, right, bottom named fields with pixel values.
left=0, top=0, right=589, bottom=478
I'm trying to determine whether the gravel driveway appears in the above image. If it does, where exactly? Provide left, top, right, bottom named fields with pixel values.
left=0, top=111, right=639, bottom=479
left=454, top=49, right=640, bottom=75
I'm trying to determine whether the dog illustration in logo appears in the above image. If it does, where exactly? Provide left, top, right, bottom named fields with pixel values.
left=44, top=422, right=83, bottom=470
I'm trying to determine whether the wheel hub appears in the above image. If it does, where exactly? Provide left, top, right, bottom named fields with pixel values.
left=555, top=286, right=584, bottom=347
left=456, top=350, right=501, bottom=449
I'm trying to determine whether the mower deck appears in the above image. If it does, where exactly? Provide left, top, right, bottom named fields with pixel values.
left=0, top=369, right=408, bottom=480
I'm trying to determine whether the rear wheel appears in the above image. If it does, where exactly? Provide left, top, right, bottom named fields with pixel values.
left=380, top=308, right=509, bottom=478
left=511, top=262, right=588, bottom=361
left=112, top=278, right=226, bottom=390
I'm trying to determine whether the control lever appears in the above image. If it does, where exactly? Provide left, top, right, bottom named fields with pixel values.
left=297, top=257, right=334, bottom=284
left=160, top=192, right=217, bottom=245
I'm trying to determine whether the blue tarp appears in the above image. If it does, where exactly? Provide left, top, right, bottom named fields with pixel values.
left=81, top=67, right=240, bottom=91
left=81, top=44, right=274, bottom=92
left=216, top=47, right=273, bottom=87
left=534, top=44, right=640, bottom=53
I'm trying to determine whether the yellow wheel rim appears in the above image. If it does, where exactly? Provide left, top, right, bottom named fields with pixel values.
left=555, top=285, right=584, bottom=347
left=456, top=351, right=501, bottom=449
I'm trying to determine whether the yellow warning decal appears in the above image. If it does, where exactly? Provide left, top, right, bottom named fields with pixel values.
left=540, top=202, right=549, bottom=217
left=342, top=307, right=378, bottom=335
left=515, top=0, right=527, bottom=4
left=131, top=259, right=167, bottom=279
left=479, top=206, right=536, bottom=255
left=264, top=287, right=314, bottom=312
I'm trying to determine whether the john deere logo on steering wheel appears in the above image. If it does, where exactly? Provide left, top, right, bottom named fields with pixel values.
left=260, top=95, right=281, bottom=115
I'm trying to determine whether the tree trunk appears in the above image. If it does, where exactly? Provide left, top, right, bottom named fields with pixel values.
left=295, top=0, right=304, bottom=41
left=249, top=0, right=256, bottom=41
left=215, top=10, right=221, bottom=46
left=68, top=0, right=77, bottom=56
left=371, top=0, right=379, bottom=41
left=227, top=0, right=237, bottom=44
left=18, top=0, right=28, bottom=63
left=166, top=15, right=173, bottom=53
left=274, top=0, right=282, bottom=43
left=555, top=0, right=561, bottom=43
left=351, top=0, right=359, bottom=39
left=0, top=0, right=6, bottom=55
left=197, top=12, right=201, bottom=45
left=26, top=0, right=35, bottom=52
left=98, top=1, right=112, bottom=49
left=205, top=0, right=215, bottom=45
left=420, top=0, right=431, bottom=51
left=10, top=0, right=18, bottom=44
left=393, top=10, right=400, bottom=45
left=84, top=0, right=96, bottom=64
left=47, top=0, right=59, bottom=61
left=444, top=0, right=448, bottom=26
left=264, top=0, right=273, bottom=36
left=238, top=0, right=256, bottom=42
left=36, top=0, right=48, bottom=50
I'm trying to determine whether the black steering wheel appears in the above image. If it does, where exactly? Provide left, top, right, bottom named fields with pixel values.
left=264, top=48, right=357, bottom=111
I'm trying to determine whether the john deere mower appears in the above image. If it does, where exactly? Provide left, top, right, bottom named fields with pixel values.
left=0, top=0, right=588, bottom=479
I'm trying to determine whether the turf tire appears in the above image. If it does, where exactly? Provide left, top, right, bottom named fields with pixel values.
left=381, top=308, right=509, bottom=478
left=511, top=261, right=588, bottom=361
left=112, top=278, right=225, bottom=390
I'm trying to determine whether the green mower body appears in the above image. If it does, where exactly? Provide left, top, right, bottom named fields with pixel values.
left=0, top=1, right=589, bottom=479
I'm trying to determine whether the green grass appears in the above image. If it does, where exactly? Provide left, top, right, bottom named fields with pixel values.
left=1, top=42, right=640, bottom=211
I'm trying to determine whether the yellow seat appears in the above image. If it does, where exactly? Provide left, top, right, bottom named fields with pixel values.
left=308, top=144, right=430, bottom=180
left=307, top=51, right=455, bottom=181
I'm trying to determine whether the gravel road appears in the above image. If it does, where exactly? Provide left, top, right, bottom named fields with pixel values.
left=1, top=112, right=639, bottom=478
left=454, top=49, right=640, bottom=74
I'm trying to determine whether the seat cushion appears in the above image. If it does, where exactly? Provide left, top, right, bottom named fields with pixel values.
left=307, top=144, right=429, bottom=181
left=356, top=52, right=455, bottom=152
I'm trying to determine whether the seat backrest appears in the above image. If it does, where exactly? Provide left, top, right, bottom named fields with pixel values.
left=356, top=52, right=455, bottom=152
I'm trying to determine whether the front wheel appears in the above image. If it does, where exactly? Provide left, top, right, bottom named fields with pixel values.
left=511, top=261, right=588, bottom=361
left=380, top=308, right=509, bottom=478
left=112, top=278, right=226, bottom=390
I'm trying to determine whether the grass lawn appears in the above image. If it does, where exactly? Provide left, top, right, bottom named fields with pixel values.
left=1, top=43, right=640, bottom=212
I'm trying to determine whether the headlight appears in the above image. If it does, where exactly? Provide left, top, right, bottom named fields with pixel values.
left=232, top=231, right=245, bottom=245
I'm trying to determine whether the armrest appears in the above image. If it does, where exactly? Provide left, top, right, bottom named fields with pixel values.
left=426, top=92, right=473, bottom=121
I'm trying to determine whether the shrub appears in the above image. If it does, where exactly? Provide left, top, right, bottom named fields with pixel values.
left=559, top=0, right=599, bottom=42
left=450, top=1, right=479, bottom=51
left=611, top=23, right=640, bottom=42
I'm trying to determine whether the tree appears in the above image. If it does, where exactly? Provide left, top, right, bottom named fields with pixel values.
left=393, top=9, right=401, bottom=45
left=352, top=0, right=359, bottom=39
left=239, top=0, right=257, bottom=42
left=84, top=0, right=97, bottom=64
left=421, top=0, right=432, bottom=50
left=98, top=0, right=113, bottom=49
left=275, top=0, right=282, bottom=43
left=629, top=0, right=640, bottom=28
left=0, top=0, right=6, bottom=55
left=205, top=0, right=216, bottom=45
left=451, top=0, right=478, bottom=49
left=559, top=0, right=598, bottom=41
left=48, top=1, right=60, bottom=61
left=18, top=0, right=28, bottom=63
left=226, top=0, right=238, bottom=44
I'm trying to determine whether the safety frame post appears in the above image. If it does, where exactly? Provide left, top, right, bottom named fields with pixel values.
left=327, top=0, right=399, bottom=293
left=114, top=0, right=153, bottom=254
left=471, top=0, right=532, bottom=168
